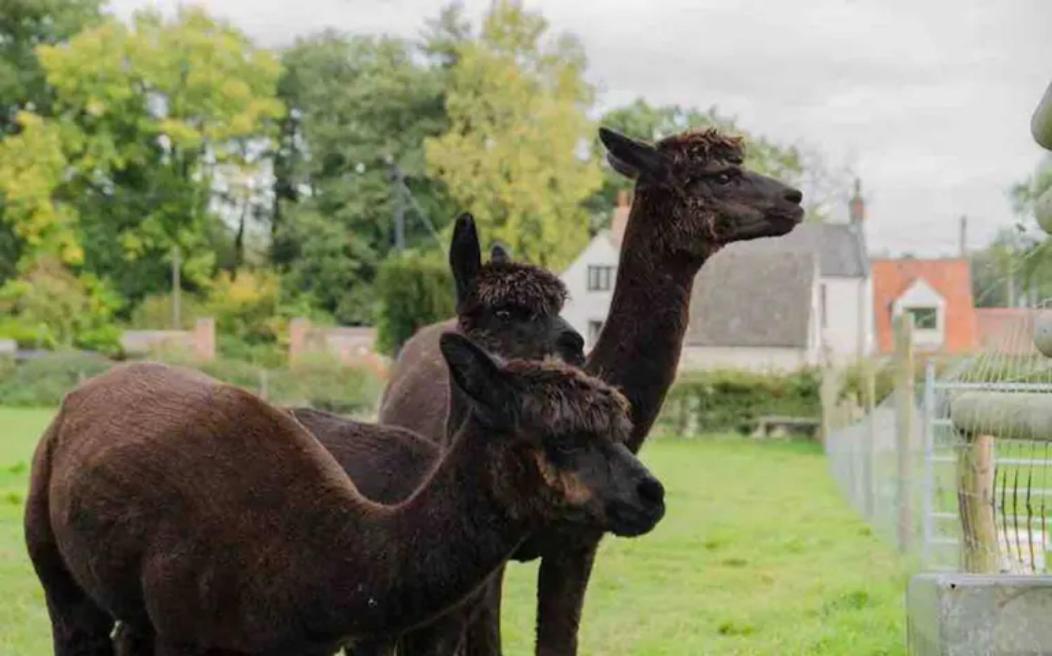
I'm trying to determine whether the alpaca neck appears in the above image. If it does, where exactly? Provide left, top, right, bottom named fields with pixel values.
left=586, top=190, right=709, bottom=452
left=317, top=418, right=527, bottom=638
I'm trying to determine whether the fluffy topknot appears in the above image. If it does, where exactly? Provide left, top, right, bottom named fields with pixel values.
left=462, top=261, right=568, bottom=318
left=502, top=358, right=632, bottom=443
left=658, top=128, right=744, bottom=167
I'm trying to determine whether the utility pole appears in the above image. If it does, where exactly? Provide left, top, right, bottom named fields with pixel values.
left=171, top=246, right=181, bottom=329
left=958, top=215, right=968, bottom=258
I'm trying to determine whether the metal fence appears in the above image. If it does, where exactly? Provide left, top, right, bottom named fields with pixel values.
left=825, top=393, right=926, bottom=556
left=827, top=321, right=1052, bottom=574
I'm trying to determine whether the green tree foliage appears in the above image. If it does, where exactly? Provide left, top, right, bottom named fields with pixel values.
left=0, top=112, right=81, bottom=264
left=274, top=32, right=452, bottom=324
left=425, top=0, right=602, bottom=269
left=973, top=157, right=1052, bottom=308
left=0, top=7, right=283, bottom=305
left=592, top=99, right=807, bottom=227
left=0, top=256, right=121, bottom=351
left=0, top=0, right=102, bottom=134
left=206, top=268, right=283, bottom=344
left=0, top=0, right=102, bottom=284
left=375, top=250, right=455, bottom=355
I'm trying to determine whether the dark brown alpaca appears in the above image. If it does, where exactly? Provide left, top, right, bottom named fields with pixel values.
left=340, top=128, right=803, bottom=656
left=106, top=214, right=585, bottom=656
left=516, top=127, right=805, bottom=656
left=379, top=214, right=584, bottom=441
left=24, top=334, right=664, bottom=656
left=371, top=211, right=584, bottom=656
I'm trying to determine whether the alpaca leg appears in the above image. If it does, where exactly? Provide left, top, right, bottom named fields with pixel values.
left=533, top=545, right=598, bottom=656
left=151, top=641, right=203, bottom=656
left=113, top=622, right=154, bottom=656
left=396, top=611, right=469, bottom=656
left=461, top=572, right=504, bottom=656
left=25, top=434, right=115, bottom=655
left=37, top=584, right=115, bottom=656
left=348, top=637, right=397, bottom=656
left=397, top=580, right=504, bottom=656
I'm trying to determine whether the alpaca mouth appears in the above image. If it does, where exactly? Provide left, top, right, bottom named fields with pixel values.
left=608, top=501, right=665, bottom=538
left=772, top=205, right=805, bottom=226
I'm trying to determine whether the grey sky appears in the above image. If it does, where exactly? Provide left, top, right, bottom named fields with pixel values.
left=108, top=0, right=1052, bottom=256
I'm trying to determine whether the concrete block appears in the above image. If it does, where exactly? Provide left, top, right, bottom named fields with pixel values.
left=908, top=573, right=1052, bottom=655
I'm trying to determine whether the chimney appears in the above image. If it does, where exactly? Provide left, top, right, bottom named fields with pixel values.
left=611, top=189, right=631, bottom=244
left=849, top=178, right=865, bottom=223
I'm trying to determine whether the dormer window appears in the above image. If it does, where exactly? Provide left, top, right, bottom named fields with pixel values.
left=892, top=278, right=946, bottom=350
left=906, top=306, right=937, bottom=330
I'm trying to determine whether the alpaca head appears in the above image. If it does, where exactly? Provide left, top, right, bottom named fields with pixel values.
left=599, top=127, right=804, bottom=259
left=440, top=333, right=665, bottom=538
left=449, top=213, right=584, bottom=365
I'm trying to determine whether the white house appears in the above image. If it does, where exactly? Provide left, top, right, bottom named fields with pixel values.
left=560, top=194, right=628, bottom=346
left=560, top=184, right=874, bottom=371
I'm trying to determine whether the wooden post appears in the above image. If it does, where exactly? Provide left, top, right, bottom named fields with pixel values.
left=958, top=433, right=998, bottom=573
left=894, top=314, right=915, bottom=553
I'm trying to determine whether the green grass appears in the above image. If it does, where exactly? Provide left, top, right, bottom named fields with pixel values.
left=0, top=408, right=906, bottom=655
left=0, top=408, right=53, bottom=656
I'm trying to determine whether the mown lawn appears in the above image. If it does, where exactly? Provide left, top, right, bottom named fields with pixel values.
left=0, top=408, right=906, bottom=655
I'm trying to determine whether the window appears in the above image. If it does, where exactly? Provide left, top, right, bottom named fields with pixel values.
left=588, top=320, right=604, bottom=343
left=587, top=265, right=614, bottom=291
left=906, top=307, right=937, bottom=330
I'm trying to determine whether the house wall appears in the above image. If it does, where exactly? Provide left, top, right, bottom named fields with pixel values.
left=679, top=346, right=813, bottom=372
left=820, top=275, right=874, bottom=362
left=560, top=232, right=619, bottom=347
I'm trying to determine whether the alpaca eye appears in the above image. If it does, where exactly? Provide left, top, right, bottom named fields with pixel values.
left=714, top=172, right=734, bottom=185
left=551, top=441, right=579, bottom=457
left=495, top=309, right=512, bottom=321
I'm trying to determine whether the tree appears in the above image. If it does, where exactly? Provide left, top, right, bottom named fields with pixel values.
left=0, top=256, right=120, bottom=350
left=591, top=99, right=812, bottom=227
left=0, top=0, right=102, bottom=134
left=425, top=0, right=602, bottom=270
left=273, top=32, right=453, bottom=324
left=375, top=250, right=455, bottom=355
left=0, top=8, right=284, bottom=305
left=0, top=0, right=101, bottom=284
left=0, top=112, right=81, bottom=265
left=975, top=155, right=1052, bottom=307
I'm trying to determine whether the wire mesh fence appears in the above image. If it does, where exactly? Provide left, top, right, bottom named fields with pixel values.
left=825, top=308, right=1052, bottom=574
left=825, top=394, right=924, bottom=551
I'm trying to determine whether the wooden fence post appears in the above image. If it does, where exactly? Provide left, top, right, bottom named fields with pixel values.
left=894, top=314, right=915, bottom=553
left=957, top=432, right=998, bottom=573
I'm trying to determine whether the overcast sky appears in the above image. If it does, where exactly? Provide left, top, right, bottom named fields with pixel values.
left=108, top=0, right=1052, bottom=257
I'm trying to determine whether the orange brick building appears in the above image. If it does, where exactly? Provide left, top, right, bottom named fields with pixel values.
left=871, top=258, right=979, bottom=354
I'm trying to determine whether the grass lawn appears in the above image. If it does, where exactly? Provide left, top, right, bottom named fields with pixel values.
left=0, top=408, right=906, bottom=655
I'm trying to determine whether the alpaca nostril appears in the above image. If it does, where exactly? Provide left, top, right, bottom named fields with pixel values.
left=637, top=477, right=665, bottom=506
left=784, top=188, right=803, bottom=204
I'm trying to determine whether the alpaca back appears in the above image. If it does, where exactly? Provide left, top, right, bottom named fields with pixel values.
left=43, top=362, right=366, bottom=648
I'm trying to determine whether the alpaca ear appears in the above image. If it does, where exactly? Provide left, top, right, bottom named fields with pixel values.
left=440, top=333, right=510, bottom=422
left=490, top=243, right=509, bottom=264
left=599, top=127, right=669, bottom=183
left=449, top=213, right=482, bottom=306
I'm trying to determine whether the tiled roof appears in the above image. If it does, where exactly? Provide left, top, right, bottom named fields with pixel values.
left=871, top=258, right=978, bottom=354
left=686, top=250, right=816, bottom=348
left=722, top=222, right=868, bottom=278
left=976, top=308, right=1039, bottom=356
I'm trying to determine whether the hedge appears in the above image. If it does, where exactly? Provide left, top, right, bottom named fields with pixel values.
left=0, top=351, right=381, bottom=416
left=656, top=368, right=821, bottom=436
